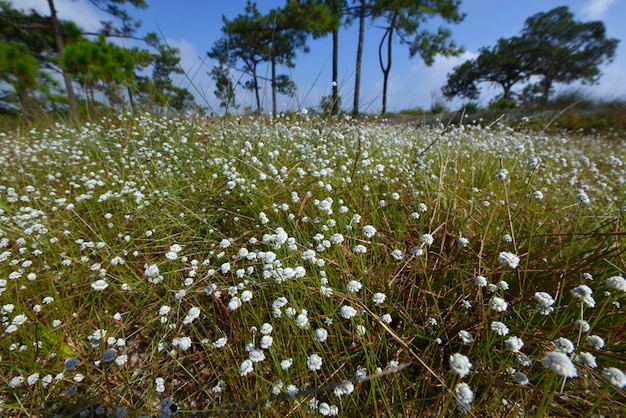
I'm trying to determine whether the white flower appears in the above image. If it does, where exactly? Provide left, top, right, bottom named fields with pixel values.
left=575, top=320, right=590, bottom=332
left=307, top=354, right=323, bottom=372
left=575, top=352, right=597, bottom=368
left=239, top=359, right=254, bottom=376
left=491, top=321, right=510, bottom=336
left=606, top=276, right=626, bottom=292
left=421, top=233, right=434, bottom=246
left=172, top=336, right=192, bottom=351
left=27, top=373, right=39, bottom=386
left=513, top=371, right=529, bottom=385
left=458, top=330, right=474, bottom=345
left=554, top=337, right=575, bottom=354
left=475, top=276, right=488, bottom=287
left=571, top=285, right=595, bottom=307
left=542, top=351, right=578, bottom=378
left=449, top=353, right=472, bottom=378
left=455, top=382, right=473, bottom=414
left=391, top=249, right=404, bottom=260
left=363, top=225, right=377, bottom=239
left=346, top=280, right=362, bottom=293
left=249, top=348, right=265, bottom=363
left=505, top=336, right=524, bottom=353
left=372, top=292, right=386, bottom=305
left=497, top=252, right=520, bottom=269
left=491, top=297, right=508, bottom=312
left=588, top=335, right=605, bottom=349
left=280, top=358, right=293, bottom=370
left=339, top=305, right=357, bottom=319
left=353, top=244, right=367, bottom=254
left=458, top=237, right=470, bottom=248
left=602, top=367, right=626, bottom=388
left=182, top=307, right=201, bottom=325
left=315, top=328, right=328, bottom=343
left=91, top=279, right=109, bottom=291
left=381, top=314, right=392, bottom=324
left=532, top=190, right=544, bottom=200
left=228, top=297, right=242, bottom=311
left=212, top=337, right=228, bottom=348
left=295, top=311, right=309, bottom=329
left=534, top=291, right=555, bottom=315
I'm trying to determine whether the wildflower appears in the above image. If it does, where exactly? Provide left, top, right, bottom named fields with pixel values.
left=307, top=354, right=323, bottom=372
left=588, top=335, right=605, bottom=349
left=606, top=276, right=626, bottom=292
left=91, top=279, right=109, bottom=291
left=491, top=321, right=510, bottom=336
left=513, top=372, right=529, bottom=385
left=542, top=351, right=578, bottom=378
left=491, top=297, right=508, bottom=312
left=27, top=373, right=39, bottom=386
left=239, top=359, right=254, bottom=376
left=228, top=297, right=242, bottom=311
left=347, top=280, right=362, bottom=293
left=475, top=276, right=488, bottom=287
left=421, top=233, right=434, bottom=246
left=339, top=305, right=357, bottom=319
left=182, top=306, right=201, bottom=325
left=391, top=249, right=404, bottom=260
left=575, top=352, right=597, bottom=368
left=212, top=337, right=227, bottom=348
left=417, top=203, right=428, bottom=212
left=363, top=225, right=377, bottom=239
left=554, top=337, right=575, bottom=354
left=497, top=252, right=520, bottom=269
left=571, top=285, right=595, bottom=307
left=280, top=358, right=293, bottom=370
left=64, top=357, right=79, bottom=371
left=172, top=336, right=192, bottom=351
left=353, top=244, right=367, bottom=254
left=532, top=190, right=544, bottom=200
left=101, top=348, right=117, bottom=363
left=9, top=376, right=24, bottom=388
left=115, top=354, right=128, bottom=366
left=381, top=314, right=392, bottom=324
left=372, top=292, right=386, bottom=305
left=455, top=382, right=473, bottom=415
left=260, top=323, right=273, bottom=334
left=411, top=246, right=423, bottom=256
left=458, top=330, right=474, bottom=344
left=249, top=348, right=265, bottom=363
left=575, top=320, right=590, bottom=332
left=458, top=237, right=469, bottom=248
left=534, top=291, right=555, bottom=315
left=449, top=353, right=472, bottom=378
left=295, top=311, right=309, bottom=329
left=315, top=328, right=328, bottom=343
left=602, top=367, right=626, bottom=388
left=505, top=336, right=524, bottom=353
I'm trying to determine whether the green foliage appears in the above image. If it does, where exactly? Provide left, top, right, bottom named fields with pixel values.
left=442, top=6, right=619, bottom=105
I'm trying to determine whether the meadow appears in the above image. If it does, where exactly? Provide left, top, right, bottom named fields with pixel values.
left=0, top=112, right=625, bottom=417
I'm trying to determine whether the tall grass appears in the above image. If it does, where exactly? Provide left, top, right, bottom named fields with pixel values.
left=0, top=113, right=624, bottom=416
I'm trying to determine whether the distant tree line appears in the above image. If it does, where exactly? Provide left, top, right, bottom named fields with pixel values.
left=0, top=0, right=198, bottom=121
left=441, top=6, right=619, bottom=109
left=0, top=1, right=619, bottom=120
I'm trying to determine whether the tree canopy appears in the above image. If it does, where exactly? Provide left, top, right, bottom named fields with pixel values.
left=442, top=6, right=619, bottom=105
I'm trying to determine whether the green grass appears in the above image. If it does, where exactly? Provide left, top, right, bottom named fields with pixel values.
left=0, top=112, right=625, bottom=417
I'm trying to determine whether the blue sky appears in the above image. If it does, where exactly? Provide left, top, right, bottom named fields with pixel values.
left=14, top=0, right=626, bottom=113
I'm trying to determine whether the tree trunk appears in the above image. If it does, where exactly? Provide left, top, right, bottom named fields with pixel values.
left=332, top=27, right=339, bottom=115
left=353, top=0, right=366, bottom=116
left=271, top=47, right=277, bottom=117
left=253, top=64, right=261, bottom=115
left=47, top=0, right=78, bottom=120
left=379, top=17, right=395, bottom=115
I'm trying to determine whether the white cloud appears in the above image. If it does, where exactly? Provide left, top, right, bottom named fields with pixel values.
left=10, top=0, right=104, bottom=32
left=582, top=0, right=618, bottom=19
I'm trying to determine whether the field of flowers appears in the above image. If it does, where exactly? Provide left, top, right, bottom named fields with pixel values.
left=0, top=113, right=625, bottom=417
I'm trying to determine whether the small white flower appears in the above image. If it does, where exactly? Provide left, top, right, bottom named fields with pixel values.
left=455, top=382, right=473, bottom=414
left=571, top=285, right=595, bottom=307
left=588, top=335, right=605, bottom=349
left=497, top=252, right=520, bottom=269
left=458, top=237, right=469, bottom=248
left=505, top=336, right=524, bottom=353
left=554, top=337, right=575, bottom=354
left=606, top=276, right=626, bottom=292
left=491, top=297, right=508, bottom=312
left=182, top=306, right=201, bottom=325
left=339, top=305, right=357, bottom=319
left=458, top=330, right=474, bottom=344
left=603, top=367, right=626, bottom=388
left=475, top=276, right=488, bottom=287
left=449, top=353, right=472, bottom=378
left=239, top=359, right=254, bottom=376
left=513, top=371, right=529, bottom=385
left=372, top=292, right=386, bottom=305
left=391, top=249, right=404, bottom=260
left=346, top=280, right=362, bottom=293
left=575, top=352, right=597, bottom=368
left=307, top=354, right=323, bottom=372
left=280, top=358, right=293, bottom=370
left=542, top=351, right=577, bottom=377
left=91, top=279, right=109, bottom=291
left=421, top=233, right=434, bottom=246
left=363, top=225, right=377, bottom=239
left=315, top=328, right=328, bottom=343
left=491, top=321, right=510, bottom=336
